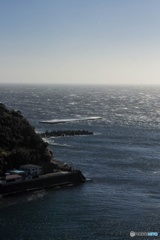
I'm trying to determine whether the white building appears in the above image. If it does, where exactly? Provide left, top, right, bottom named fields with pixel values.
left=20, top=164, right=43, bottom=176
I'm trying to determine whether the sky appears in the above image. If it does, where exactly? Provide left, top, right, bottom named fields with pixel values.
left=0, top=0, right=160, bottom=85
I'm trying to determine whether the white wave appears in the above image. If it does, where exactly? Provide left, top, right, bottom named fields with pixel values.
left=42, top=137, right=54, bottom=144
left=39, top=116, right=102, bottom=124
left=94, top=132, right=101, bottom=136
left=85, top=178, right=93, bottom=182
left=27, top=190, right=47, bottom=202
left=42, top=137, right=72, bottom=147
left=153, top=171, right=160, bottom=175
left=51, top=143, right=72, bottom=147
left=69, top=102, right=76, bottom=105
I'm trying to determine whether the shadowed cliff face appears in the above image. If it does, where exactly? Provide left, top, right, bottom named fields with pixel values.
left=0, top=103, right=52, bottom=176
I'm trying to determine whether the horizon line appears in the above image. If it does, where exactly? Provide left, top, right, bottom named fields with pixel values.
left=0, top=82, right=160, bottom=87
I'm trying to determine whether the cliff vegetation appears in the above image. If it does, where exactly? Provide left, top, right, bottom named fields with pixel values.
left=0, top=103, right=52, bottom=176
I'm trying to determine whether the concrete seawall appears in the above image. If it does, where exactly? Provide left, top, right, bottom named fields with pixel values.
left=0, top=170, right=86, bottom=196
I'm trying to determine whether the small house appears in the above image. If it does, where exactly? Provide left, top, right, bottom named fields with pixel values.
left=20, top=164, right=43, bottom=176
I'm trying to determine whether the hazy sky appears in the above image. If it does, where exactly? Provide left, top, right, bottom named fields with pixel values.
left=0, top=0, right=160, bottom=85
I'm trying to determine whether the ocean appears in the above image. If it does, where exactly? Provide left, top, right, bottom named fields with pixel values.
left=0, top=84, right=160, bottom=240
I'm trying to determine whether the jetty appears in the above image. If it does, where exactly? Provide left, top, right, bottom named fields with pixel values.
left=39, top=130, right=93, bottom=138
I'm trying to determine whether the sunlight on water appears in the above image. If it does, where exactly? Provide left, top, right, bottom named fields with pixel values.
left=0, top=85, right=160, bottom=239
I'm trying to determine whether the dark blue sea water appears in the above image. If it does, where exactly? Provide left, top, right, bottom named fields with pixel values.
left=0, top=84, right=160, bottom=240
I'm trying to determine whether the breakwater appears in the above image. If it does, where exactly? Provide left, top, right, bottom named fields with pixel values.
left=0, top=170, right=86, bottom=197
left=40, top=130, right=93, bottom=138
left=39, top=116, right=102, bottom=124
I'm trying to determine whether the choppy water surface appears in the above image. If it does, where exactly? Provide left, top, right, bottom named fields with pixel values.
left=0, top=85, right=160, bottom=240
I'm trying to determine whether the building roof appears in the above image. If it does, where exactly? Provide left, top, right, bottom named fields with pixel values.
left=8, top=170, right=26, bottom=174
